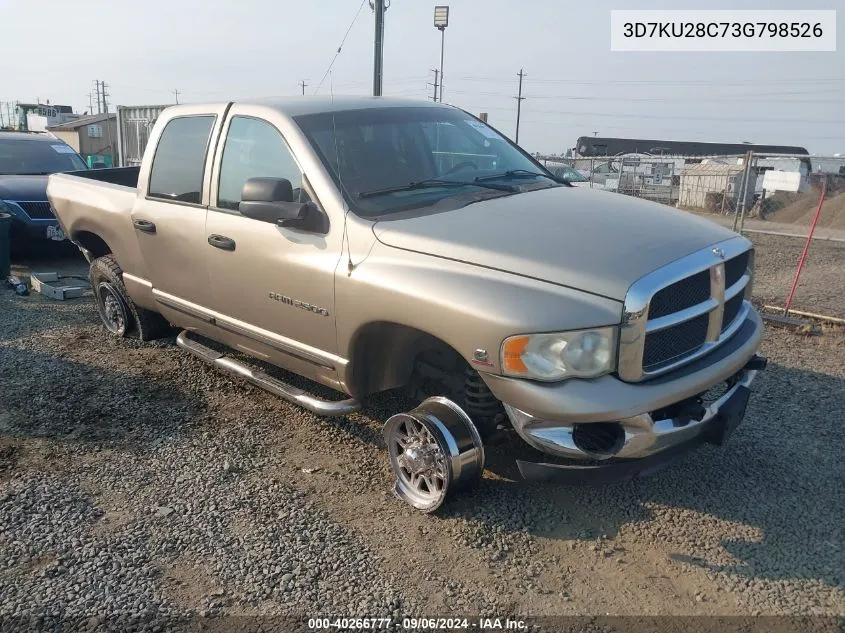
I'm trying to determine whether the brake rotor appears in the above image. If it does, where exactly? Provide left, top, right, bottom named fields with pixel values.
left=384, top=396, right=485, bottom=513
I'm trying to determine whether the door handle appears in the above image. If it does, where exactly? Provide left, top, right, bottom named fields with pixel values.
left=208, top=234, right=236, bottom=251
left=133, top=219, right=156, bottom=233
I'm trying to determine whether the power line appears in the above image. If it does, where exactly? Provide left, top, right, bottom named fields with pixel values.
left=452, top=75, right=845, bottom=86
left=438, top=88, right=845, bottom=103
left=444, top=89, right=845, bottom=103
left=457, top=105, right=844, bottom=124
left=314, top=0, right=369, bottom=95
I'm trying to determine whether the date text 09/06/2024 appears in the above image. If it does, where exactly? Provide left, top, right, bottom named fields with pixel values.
left=307, top=617, right=528, bottom=630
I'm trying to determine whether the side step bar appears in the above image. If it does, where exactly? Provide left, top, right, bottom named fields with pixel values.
left=176, top=330, right=361, bottom=417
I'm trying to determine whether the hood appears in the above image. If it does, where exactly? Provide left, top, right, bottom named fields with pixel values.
left=0, top=175, right=49, bottom=201
left=373, top=186, right=737, bottom=301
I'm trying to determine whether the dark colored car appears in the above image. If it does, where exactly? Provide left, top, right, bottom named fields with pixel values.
left=0, top=131, right=88, bottom=243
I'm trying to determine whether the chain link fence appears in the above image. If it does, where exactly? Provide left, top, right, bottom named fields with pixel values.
left=538, top=152, right=845, bottom=321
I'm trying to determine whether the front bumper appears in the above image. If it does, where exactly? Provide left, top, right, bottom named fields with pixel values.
left=486, top=310, right=765, bottom=480
left=512, top=359, right=763, bottom=483
left=7, top=216, right=61, bottom=241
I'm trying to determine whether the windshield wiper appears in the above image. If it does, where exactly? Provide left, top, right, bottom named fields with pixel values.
left=475, top=169, right=560, bottom=183
left=358, top=178, right=516, bottom=199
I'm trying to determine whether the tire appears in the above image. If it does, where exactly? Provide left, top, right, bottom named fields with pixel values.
left=89, top=255, right=173, bottom=341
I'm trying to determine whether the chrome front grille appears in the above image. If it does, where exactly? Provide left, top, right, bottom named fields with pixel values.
left=642, top=312, right=710, bottom=371
left=647, top=269, right=711, bottom=319
left=618, top=237, right=754, bottom=382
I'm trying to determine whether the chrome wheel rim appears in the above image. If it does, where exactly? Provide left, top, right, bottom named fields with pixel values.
left=386, top=415, right=451, bottom=512
left=96, top=282, right=128, bottom=335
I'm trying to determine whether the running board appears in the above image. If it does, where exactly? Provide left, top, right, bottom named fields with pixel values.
left=176, top=330, right=360, bottom=417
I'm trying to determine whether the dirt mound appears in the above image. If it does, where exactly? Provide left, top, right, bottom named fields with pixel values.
left=763, top=188, right=845, bottom=230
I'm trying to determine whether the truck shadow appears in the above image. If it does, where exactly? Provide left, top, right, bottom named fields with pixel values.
left=0, top=346, right=198, bottom=449
left=440, top=360, right=845, bottom=591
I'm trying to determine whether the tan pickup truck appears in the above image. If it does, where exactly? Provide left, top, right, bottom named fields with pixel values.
left=47, top=97, right=766, bottom=512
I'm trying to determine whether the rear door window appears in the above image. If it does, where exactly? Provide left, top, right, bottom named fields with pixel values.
left=148, top=115, right=215, bottom=204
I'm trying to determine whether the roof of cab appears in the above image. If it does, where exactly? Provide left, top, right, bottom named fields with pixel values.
left=0, top=131, right=62, bottom=142
left=248, top=96, right=450, bottom=117
left=162, top=96, right=451, bottom=120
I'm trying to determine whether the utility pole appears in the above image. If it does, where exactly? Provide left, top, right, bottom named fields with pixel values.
left=593, top=131, right=599, bottom=137
left=514, top=68, right=526, bottom=145
left=92, top=80, right=101, bottom=114
left=299, top=80, right=308, bottom=96
left=372, top=0, right=385, bottom=96
left=101, top=81, right=110, bottom=113
left=174, top=89, right=180, bottom=104
left=428, top=69, right=439, bottom=101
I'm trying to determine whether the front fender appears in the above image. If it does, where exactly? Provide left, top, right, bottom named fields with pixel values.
left=336, top=241, right=623, bottom=378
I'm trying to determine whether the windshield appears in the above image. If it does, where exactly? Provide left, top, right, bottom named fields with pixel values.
left=294, top=106, right=557, bottom=217
left=0, top=138, right=87, bottom=175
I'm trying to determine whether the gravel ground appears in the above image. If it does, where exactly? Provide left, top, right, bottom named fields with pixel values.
left=1, top=238, right=844, bottom=630
left=747, top=232, right=845, bottom=319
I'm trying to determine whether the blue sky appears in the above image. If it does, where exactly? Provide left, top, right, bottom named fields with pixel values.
left=2, top=0, right=843, bottom=154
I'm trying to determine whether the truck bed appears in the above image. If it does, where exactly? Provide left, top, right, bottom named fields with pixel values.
left=47, top=168, right=143, bottom=269
left=63, top=166, right=141, bottom=189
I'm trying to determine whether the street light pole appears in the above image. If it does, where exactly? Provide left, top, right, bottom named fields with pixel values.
left=434, top=6, right=449, bottom=103
left=439, top=27, right=446, bottom=102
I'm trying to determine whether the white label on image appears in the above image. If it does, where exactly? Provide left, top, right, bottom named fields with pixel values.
left=611, top=10, right=836, bottom=52
left=51, top=144, right=77, bottom=154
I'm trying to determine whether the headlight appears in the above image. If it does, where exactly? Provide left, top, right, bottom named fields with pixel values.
left=0, top=200, right=17, bottom=217
left=501, top=326, right=617, bottom=381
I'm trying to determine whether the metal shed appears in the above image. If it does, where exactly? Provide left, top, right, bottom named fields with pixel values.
left=679, top=162, right=751, bottom=211
left=116, top=104, right=172, bottom=167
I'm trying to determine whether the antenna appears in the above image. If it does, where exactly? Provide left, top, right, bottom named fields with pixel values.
left=328, top=73, right=354, bottom=276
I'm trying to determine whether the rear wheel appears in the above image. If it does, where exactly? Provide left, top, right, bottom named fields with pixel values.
left=89, top=255, right=173, bottom=341
left=94, top=281, right=129, bottom=336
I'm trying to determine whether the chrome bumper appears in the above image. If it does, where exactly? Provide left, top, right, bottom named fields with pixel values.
left=505, top=363, right=760, bottom=463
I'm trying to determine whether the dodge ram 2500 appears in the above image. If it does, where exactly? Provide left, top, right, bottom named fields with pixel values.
left=47, top=97, right=766, bottom=512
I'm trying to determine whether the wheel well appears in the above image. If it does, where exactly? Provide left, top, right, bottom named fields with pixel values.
left=73, top=231, right=111, bottom=259
left=349, top=322, right=463, bottom=398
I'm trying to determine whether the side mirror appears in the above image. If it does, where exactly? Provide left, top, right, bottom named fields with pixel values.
left=238, top=177, right=318, bottom=230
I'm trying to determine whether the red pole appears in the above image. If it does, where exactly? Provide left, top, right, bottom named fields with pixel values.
left=784, top=176, right=827, bottom=316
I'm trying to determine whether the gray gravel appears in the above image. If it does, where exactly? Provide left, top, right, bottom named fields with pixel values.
left=1, top=239, right=844, bottom=628
left=747, top=232, right=845, bottom=319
